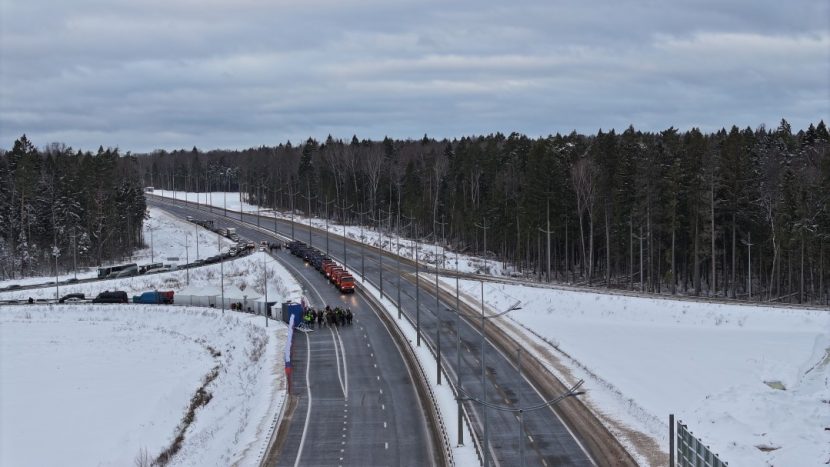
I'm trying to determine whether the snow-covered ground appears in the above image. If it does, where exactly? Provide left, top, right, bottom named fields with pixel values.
left=0, top=305, right=288, bottom=467
left=442, top=277, right=830, bottom=466
left=0, top=201, right=303, bottom=466
left=0, top=206, right=235, bottom=289
left=0, top=251, right=301, bottom=308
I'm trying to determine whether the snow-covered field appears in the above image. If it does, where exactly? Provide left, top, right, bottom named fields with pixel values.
left=0, top=305, right=287, bottom=466
left=445, top=278, right=830, bottom=466
left=0, top=201, right=303, bottom=466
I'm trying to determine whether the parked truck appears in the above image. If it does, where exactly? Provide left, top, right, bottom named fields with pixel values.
left=132, top=290, right=175, bottom=304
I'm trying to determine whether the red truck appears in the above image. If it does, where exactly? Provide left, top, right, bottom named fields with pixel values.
left=337, top=274, right=355, bottom=293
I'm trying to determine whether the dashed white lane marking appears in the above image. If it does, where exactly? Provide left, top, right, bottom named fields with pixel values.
left=528, top=435, right=534, bottom=443
left=373, top=363, right=377, bottom=368
left=371, top=352, right=374, bottom=358
left=379, top=388, right=383, bottom=395
left=294, top=334, right=313, bottom=467
left=383, top=421, right=387, bottom=429
left=376, top=375, right=380, bottom=381
left=382, top=404, right=385, bottom=411
left=385, top=442, right=389, bottom=450
left=542, top=459, right=548, bottom=467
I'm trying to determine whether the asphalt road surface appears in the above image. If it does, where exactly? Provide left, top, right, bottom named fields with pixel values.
left=149, top=198, right=438, bottom=467
left=150, top=196, right=596, bottom=466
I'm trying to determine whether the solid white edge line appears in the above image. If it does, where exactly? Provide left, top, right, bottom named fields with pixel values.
left=294, top=333, right=313, bottom=467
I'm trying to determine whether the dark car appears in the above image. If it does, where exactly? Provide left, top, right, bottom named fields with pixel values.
left=59, top=293, right=85, bottom=303
left=65, top=278, right=79, bottom=284
left=92, top=291, right=129, bottom=303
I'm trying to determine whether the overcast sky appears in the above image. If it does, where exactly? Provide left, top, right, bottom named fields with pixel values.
left=1, top=0, right=828, bottom=153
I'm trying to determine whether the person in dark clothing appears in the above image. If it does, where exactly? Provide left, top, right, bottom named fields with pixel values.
left=316, top=309, right=324, bottom=328
left=345, top=308, right=353, bottom=325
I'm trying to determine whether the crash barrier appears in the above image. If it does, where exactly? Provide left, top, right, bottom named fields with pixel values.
left=670, top=414, right=728, bottom=467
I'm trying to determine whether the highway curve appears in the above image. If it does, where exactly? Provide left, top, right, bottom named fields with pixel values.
left=149, top=198, right=441, bottom=467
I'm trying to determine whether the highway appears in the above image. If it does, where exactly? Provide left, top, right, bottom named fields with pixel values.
left=150, top=195, right=633, bottom=466
left=148, top=198, right=440, bottom=467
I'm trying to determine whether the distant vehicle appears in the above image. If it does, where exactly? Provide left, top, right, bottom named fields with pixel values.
left=98, top=263, right=138, bottom=279
left=5, top=284, right=21, bottom=290
left=59, top=293, right=85, bottom=303
left=217, top=228, right=228, bottom=237
left=113, top=265, right=139, bottom=278
left=132, top=290, right=174, bottom=304
left=144, top=266, right=171, bottom=274
left=140, top=263, right=164, bottom=274
left=186, top=215, right=193, bottom=221
left=92, top=291, right=129, bottom=303
left=226, top=228, right=236, bottom=236
left=65, top=278, right=79, bottom=283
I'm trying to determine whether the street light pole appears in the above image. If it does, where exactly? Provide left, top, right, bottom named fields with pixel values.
left=185, top=235, right=190, bottom=285
left=263, top=252, right=269, bottom=327
left=456, top=249, right=464, bottom=445
left=219, top=233, right=225, bottom=314
left=341, top=202, right=353, bottom=269
left=436, top=267, right=442, bottom=385
left=355, top=208, right=371, bottom=280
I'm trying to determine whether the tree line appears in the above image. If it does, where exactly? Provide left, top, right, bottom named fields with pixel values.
left=139, top=119, right=829, bottom=305
left=0, top=135, right=147, bottom=279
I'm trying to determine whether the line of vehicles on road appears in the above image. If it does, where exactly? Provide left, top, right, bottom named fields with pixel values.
left=287, top=241, right=355, bottom=293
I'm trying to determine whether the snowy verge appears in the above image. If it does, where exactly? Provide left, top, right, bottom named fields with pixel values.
left=0, top=305, right=287, bottom=467
left=443, top=277, right=830, bottom=467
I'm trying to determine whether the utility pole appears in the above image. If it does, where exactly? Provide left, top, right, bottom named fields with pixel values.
left=185, top=235, right=190, bottom=285
left=321, top=196, right=335, bottom=255
left=475, top=218, right=491, bottom=274
left=539, top=198, right=554, bottom=282
left=341, top=202, right=353, bottom=269
left=219, top=233, right=225, bottom=314
left=302, top=186, right=316, bottom=247
left=71, top=228, right=77, bottom=280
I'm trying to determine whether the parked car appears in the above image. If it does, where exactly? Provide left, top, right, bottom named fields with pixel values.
left=92, top=291, right=129, bottom=303
left=59, top=293, right=85, bottom=303
left=132, top=290, right=174, bottom=304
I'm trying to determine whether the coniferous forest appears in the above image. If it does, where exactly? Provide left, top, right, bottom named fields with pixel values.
left=137, top=119, right=829, bottom=306
left=2, top=120, right=827, bottom=306
left=0, top=135, right=147, bottom=279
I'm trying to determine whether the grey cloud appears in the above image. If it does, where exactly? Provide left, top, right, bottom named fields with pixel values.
left=1, top=0, right=827, bottom=152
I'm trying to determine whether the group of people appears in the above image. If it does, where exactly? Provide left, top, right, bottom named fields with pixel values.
left=302, top=305, right=353, bottom=328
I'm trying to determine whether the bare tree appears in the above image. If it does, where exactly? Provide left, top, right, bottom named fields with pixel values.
left=572, top=156, right=596, bottom=283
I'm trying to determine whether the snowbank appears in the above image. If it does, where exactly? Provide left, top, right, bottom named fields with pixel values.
left=0, top=305, right=287, bottom=467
